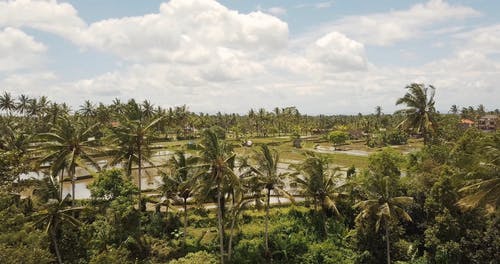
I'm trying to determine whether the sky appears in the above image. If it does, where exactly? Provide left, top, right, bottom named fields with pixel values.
left=0, top=0, right=499, bottom=115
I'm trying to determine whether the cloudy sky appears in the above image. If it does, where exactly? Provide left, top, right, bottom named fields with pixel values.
left=0, top=0, right=499, bottom=114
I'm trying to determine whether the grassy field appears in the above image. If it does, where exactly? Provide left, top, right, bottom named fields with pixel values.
left=154, top=135, right=422, bottom=170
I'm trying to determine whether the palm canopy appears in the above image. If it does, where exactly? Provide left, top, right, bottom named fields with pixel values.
left=34, top=116, right=100, bottom=205
left=198, top=129, right=239, bottom=264
left=162, top=151, right=202, bottom=202
left=458, top=142, right=500, bottom=212
left=35, top=116, right=100, bottom=178
left=0, top=91, right=16, bottom=115
left=292, top=151, right=343, bottom=214
left=105, top=117, right=161, bottom=176
left=396, top=83, right=437, bottom=144
left=199, top=129, right=239, bottom=187
left=251, top=144, right=293, bottom=200
left=354, top=190, right=413, bottom=232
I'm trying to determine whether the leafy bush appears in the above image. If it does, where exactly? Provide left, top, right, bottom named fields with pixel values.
left=169, top=251, right=218, bottom=264
left=232, top=238, right=266, bottom=264
left=88, top=247, right=132, bottom=264
left=300, top=240, right=354, bottom=264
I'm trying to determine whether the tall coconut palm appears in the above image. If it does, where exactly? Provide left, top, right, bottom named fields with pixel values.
left=35, top=116, right=100, bottom=207
left=396, top=83, right=437, bottom=145
left=78, top=100, right=96, bottom=119
left=32, top=195, right=82, bottom=264
left=354, top=175, right=413, bottom=264
left=106, top=105, right=162, bottom=210
left=161, top=151, right=201, bottom=246
left=199, top=129, right=239, bottom=264
left=251, top=144, right=293, bottom=254
left=292, top=152, right=343, bottom=237
left=0, top=91, right=16, bottom=116
left=16, top=94, right=30, bottom=116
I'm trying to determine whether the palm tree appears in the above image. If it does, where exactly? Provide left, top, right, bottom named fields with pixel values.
left=0, top=91, right=16, bottom=116
left=142, top=100, right=155, bottom=120
left=32, top=195, right=82, bottom=264
left=35, top=116, right=100, bottom=207
left=16, top=94, right=30, bottom=116
left=292, top=152, right=343, bottom=237
left=449, top=104, right=458, bottom=115
left=106, top=104, right=162, bottom=209
left=199, top=129, right=239, bottom=264
left=354, top=175, right=413, bottom=264
left=78, top=100, right=96, bottom=119
left=161, top=151, right=201, bottom=246
left=396, top=83, right=437, bottom=145
left=251, top=144, right=293, bottom=254
left=458, top=144, right=499, bottom=212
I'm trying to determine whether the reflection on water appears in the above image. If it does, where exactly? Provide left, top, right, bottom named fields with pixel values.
left=19, top=150, right=345, bottom=200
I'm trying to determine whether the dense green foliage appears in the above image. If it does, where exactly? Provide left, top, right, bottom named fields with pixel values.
left=0, top=86, right=499, bottom=263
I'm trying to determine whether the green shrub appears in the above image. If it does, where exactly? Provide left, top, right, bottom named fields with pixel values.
left=232, top=238, right=266, bottom=264
left=169, top=251, right=218, bottom=264
left=300, top=241, right=354, bottom=264
left=89, top=247, right=132, bottom=264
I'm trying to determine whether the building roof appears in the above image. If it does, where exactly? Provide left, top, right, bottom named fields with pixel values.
left=460, top=119, right=475, bottom=124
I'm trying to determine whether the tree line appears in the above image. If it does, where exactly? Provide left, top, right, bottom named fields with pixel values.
left=0, top=83, right=498, bottom=263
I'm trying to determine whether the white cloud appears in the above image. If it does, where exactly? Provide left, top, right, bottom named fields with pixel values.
left=325, top=0, right=480, bottom=45
left=308, top=32, right=367, bottom=71
left=0, top=27, right=47, bottom=71
left=0, top=0, right=86, bottom=38
left=455, top=24, right=500, bottom=54
left=0, top=0, right=498, bottom=114
left=295, top=1, right=334, bottom=9
left=260, top=6, right=287, bottom=16
left=77, top=0, right=288, bottom=63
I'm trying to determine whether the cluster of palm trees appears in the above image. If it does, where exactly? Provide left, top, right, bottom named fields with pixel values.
left=2, top=83, right=497, bottom=264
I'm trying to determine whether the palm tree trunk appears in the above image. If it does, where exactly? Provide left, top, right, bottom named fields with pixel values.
left=385, top=220, right=391, bottom=264
left=265, top=188, right=271, bottom=255
left=228, top=208, right=237, bottom=261
left=60, top=168, right=64, bottom=201
left=322, top=208, right=328, bottom=237
left=51, top=229, right=63, bottom=264
left=217, top=182, right=225, bottom=264
left=70, top=167, right=75, bottom=209
left=183, top=198, right=188, bottom=247
left=138, top=148, right=142, bottom=211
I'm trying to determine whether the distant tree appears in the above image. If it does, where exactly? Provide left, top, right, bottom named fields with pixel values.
left=328, top=130, right=349, bottom=150
left=293, top=152, right=343, bottom=237
left=0, top=91, right=16, bottom=116
left=396, top=83, right=437, bottom=145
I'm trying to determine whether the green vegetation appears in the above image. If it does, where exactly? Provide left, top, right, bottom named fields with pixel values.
left=0, top=84, right=499, bottom=263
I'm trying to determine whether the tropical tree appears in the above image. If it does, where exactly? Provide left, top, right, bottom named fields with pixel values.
left=16, top=94, right=30, bottom=116
left=458, top=140, right=500, bottom=212
left=0, top=91, right=16, bottom=116
left=354, top=150, right=413, bottom=264
left=32, top=195, right=82, bottom=264
left=250, top=144, right=293, bottom=255
left=78, top=100, right=96, bottom=118
left=199, top=129, right=239, bottom=264
left=292, top=152, right=343, bottom=237
left=161, top=151, right=201, bottom=246
left=35, top=116, right=100, bottom=206
left=106, top=101, right=162, bottom=209
left=396, top=83, right=437, bottom=145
